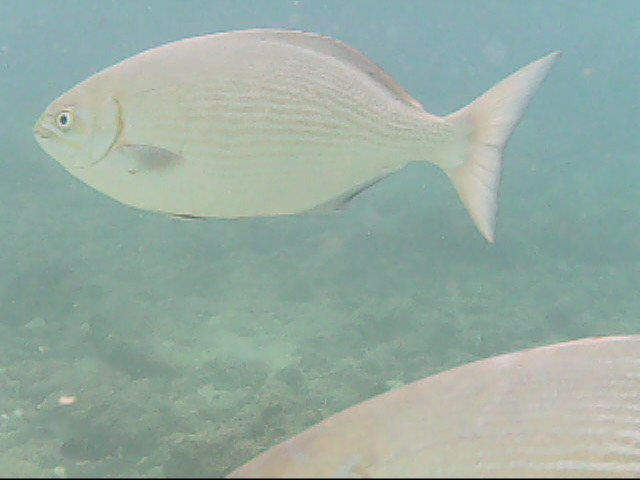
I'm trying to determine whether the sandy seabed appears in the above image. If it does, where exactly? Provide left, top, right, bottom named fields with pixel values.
left=0, top=155, right=638, bottom=477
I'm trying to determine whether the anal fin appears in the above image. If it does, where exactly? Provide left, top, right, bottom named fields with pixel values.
left=306, top=173, right=392, bottom=215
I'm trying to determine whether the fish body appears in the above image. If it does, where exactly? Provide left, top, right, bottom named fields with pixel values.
left=229, top=335, right=640, bottom=478
left=34, top=30, right=559, bottom=242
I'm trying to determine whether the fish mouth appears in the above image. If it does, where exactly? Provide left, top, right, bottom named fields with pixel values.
left=68, top=157, right=105, bottom=170
left=33, top=122, right=52, bottom=140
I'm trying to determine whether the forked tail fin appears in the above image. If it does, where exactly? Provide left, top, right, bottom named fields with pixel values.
left=444, top=51, right=560, bottom=243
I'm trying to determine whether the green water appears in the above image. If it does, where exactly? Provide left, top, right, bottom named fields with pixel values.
left=0, top=0, right=638, bottom=477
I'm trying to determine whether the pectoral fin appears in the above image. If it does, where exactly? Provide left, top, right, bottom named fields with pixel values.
left=115, top=144, right=184, bottom=174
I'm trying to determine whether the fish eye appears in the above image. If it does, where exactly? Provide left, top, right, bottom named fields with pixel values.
left=56, top=110, right=73, bottom=130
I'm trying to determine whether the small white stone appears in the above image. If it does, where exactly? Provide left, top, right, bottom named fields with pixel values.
left=53, top=465, right=66, bottom=478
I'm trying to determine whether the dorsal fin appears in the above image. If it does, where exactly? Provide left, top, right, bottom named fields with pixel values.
left=236, top=29, right=425, bottom=111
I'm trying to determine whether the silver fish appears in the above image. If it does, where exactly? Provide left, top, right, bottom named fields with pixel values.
left=33, top=30, right=559, bottom=242
left=230, top=335, right=640, bottom=478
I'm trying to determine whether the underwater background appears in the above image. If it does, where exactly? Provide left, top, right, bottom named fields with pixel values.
left=0, top=0, right=639, bottom=477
